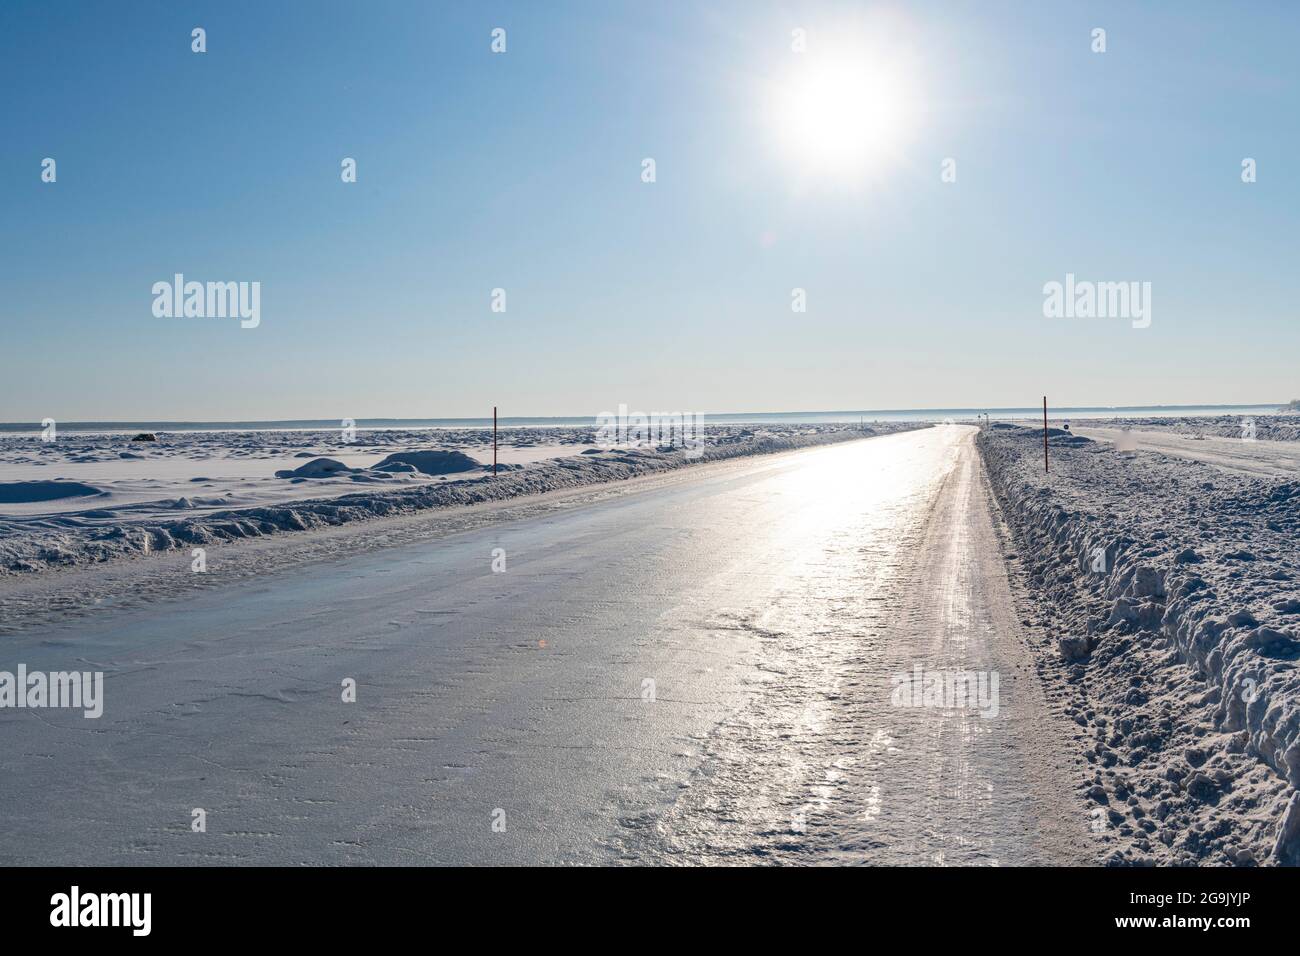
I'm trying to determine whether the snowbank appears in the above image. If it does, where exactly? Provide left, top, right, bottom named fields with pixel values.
left=978, top=425, right=1300, bottom=865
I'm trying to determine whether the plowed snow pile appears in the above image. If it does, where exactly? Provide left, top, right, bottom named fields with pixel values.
left=979, top=425, right=1300, bottom=866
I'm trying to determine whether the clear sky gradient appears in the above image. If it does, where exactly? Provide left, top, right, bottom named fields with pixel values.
left=2, top=1, right=1296, bottom=420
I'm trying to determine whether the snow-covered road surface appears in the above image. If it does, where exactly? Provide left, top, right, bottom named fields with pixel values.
left=0, top=426, right=1089, bottom=865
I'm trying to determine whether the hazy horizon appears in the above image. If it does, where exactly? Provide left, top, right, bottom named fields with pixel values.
left=1, top=399, right=1291, bottom=434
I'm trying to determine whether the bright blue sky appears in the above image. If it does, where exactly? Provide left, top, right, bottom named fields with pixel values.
left=2, top=1, right=1296, bottom=420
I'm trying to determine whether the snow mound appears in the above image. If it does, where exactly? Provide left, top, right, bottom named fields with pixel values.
left=373, top=450, right=480, bottom=475
left=274, top=458, right=356, bottom=479
left=0, top=481, right=105, bottom=504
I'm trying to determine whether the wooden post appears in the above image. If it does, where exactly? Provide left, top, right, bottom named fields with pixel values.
left=1043, top=396, right=1049, bottom=474
left=493, top=406, right=498, bottom=476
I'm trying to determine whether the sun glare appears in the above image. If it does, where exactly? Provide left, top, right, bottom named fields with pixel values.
left=766, top=41, right=921, bottom=184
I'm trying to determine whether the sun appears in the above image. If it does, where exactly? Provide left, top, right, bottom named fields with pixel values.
left=775, top=63, right=901, bottom=172
left=765, top=43, right=921, bottom=183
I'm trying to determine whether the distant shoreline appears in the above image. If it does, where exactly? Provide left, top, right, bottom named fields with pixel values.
left=0, top=403, right=1290, bottom=435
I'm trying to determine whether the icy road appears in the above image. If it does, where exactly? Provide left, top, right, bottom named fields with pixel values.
left=0, top=426, right=1089, bottom=865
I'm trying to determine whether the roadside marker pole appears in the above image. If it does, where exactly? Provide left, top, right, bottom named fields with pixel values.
left=493, top=406, right=498, bottom=476
left=1043, top=396, right=1049, bottom=474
